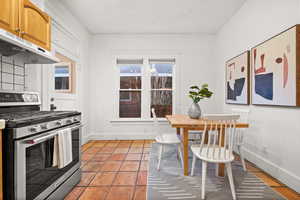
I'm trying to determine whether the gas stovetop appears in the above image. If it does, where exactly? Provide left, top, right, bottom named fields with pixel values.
left=0, top=91, right=82, bottom=138
left=1, top=110, right=81, bottom=128
left=0, top=111, right=71, bottom=120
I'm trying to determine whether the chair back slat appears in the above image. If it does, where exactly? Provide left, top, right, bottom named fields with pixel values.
left=224, top=121, right=229, bottom=159
left=199, top=122, right=207, bottom=153
left=231, top=108, right=250, bottom=146
left=206, top=121, right=213, bottom=158
left=228, top=122, right=236, bottom=159
left=151, top=108, right=160, bottom=136
left=218, top=121, right=224, bottom=158
left=197, top=114, right=239, bottom=161
left=212, top=122, right=218, bottom=159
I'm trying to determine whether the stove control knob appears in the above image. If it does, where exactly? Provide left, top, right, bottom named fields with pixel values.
left=40, top=124, right=48, bottom=130
left=66, top=119, right=72, bottom=124
left=29, top=126, right=38, bottom=132
left=73, top=118, right=78, bottom=122
left=56, top=121, right=62, bottom=126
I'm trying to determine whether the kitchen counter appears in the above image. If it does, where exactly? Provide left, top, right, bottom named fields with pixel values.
left=0, top=119, right=4, bottom=200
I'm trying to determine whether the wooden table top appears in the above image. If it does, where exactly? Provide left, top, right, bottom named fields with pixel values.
left=166, top=114, right=249, bottom=128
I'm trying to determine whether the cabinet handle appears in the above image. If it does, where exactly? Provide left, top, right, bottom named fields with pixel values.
left=15, top=28, right=20, bottom=33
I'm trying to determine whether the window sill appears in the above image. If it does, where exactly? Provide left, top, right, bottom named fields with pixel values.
left=110, top=118, right=168, bottom=124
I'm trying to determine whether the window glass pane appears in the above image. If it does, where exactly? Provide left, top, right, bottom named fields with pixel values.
left=120, top=65, right=141, bottom=89
left=120, top=77, right=141, bottom=89
left=150, top=63, right=172, bottom=89
left=55, top=66, right=70, bottom=76
left=55, top=77, right=69, bottom=90
left=119, top=91, right=141, bottom=118
left=55, top=65, right=70, bottom=90
left=151, top=90, right=172, bottom=118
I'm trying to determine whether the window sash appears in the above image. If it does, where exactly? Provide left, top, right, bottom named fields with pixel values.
left=150, top=89, right=173, bottom=118
left=117, top=57, right=175, bottom=119
left=119, top=90, right=142, bottom=118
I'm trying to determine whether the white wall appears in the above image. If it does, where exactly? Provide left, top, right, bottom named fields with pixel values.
left=44, top=0, right=91, bottom=143
left=88, top=34, right=221, bottom=140
left=215, top=0, right=300, bottom=192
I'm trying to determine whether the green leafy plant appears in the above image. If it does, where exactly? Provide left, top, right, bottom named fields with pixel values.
left=188, top=83, right=213, bottom=103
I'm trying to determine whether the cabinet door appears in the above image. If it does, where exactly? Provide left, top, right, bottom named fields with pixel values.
left=0, top=0, right=19, bottom=35
left=20, top=0, right=51, bottom=51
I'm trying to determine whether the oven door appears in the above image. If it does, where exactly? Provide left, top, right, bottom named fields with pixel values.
left=15, top=123, right=82, bottom=200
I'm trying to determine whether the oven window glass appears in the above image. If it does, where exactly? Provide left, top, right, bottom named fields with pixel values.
left=26, top=129, right=80, bottom=200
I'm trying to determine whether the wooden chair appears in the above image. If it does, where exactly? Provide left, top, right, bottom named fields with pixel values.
left=190, top=114, right=240, bottom=200
left=151, top=108, right=183, bottom=170
left=231, top=108, right=250, bottom=171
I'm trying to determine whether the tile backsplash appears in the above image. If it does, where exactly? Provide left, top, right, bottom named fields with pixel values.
left=0, top=55, right=28, bottom=91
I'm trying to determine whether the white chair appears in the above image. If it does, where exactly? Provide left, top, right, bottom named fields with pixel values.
left=231, top=108, right=250, bottom=171
left=151, top=108, right=184, bottom=170
left=190, top=114, right=240, bottom=200
left=189, top=130, right=203, bottom=144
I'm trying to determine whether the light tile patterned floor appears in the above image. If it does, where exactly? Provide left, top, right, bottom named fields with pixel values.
left=65, top=140, right=300, bottom=200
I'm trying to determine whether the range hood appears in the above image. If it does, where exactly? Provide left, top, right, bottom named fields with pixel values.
left=0, top=29, right=59, bottom=64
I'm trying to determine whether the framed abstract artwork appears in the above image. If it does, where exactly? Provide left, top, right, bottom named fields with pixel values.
left=251, top=25, right=300, bottom=106
left=225, top=51, right=250, bottom=104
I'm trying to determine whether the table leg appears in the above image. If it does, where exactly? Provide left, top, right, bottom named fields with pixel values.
left=183, top=128, right=189, bottom=176
left=176, top=128, right=181, bottom=136
left=203, top=130, right=209, bottom=144
left=218, top=128, right=225, bottom=177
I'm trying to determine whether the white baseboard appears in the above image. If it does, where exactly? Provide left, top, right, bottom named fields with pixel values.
left=243, top=147, right=300, bottom=193
left=81, top=135, right=91, bottom=145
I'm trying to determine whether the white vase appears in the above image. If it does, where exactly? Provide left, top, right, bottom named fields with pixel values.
left=188, top=102, right=201, bottom=119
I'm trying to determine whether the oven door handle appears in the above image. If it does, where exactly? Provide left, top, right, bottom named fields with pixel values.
left=24, top=124, right=83, bottom=144
left=25, top=132, right=58, bottom=144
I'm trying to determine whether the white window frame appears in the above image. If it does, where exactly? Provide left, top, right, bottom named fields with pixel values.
left=114, top=55, right=177, bottom=121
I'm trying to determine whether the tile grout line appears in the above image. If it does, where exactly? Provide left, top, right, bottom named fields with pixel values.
left=99, top=141, right=120, bottom=200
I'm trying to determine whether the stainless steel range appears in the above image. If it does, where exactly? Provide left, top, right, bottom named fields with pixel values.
left=0, top=91, right=82, bottom=200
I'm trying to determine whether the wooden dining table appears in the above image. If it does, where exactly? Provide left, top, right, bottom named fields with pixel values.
left=166, top=114, right=249, bottom=176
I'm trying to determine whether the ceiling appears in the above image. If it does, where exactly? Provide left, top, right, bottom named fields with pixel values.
left=61, top=0, right=246, bottom=34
